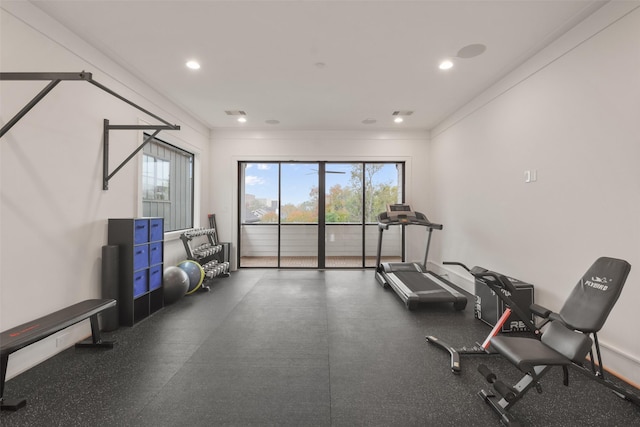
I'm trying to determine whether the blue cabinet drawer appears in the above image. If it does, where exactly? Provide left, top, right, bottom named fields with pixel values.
left=133, top=270, right=148, bottom=298
left=149, top=265, right=162, bottom=291
left=133, top=244, right=149, bottom=270
left=134, top=219, right=149, bottom=244
left=149, top=242, right=163, bottom=265
left=149, top=218, right=163, bottom=242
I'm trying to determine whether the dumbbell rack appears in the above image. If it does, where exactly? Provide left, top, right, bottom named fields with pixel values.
left=179, top=228, right=230, bottom=290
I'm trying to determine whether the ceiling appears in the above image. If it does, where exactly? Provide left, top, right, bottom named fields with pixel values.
left=30, top=0, right=607, bottom=131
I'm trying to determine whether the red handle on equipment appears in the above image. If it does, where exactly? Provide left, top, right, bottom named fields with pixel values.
left=482, top=307, right=512, bottom=349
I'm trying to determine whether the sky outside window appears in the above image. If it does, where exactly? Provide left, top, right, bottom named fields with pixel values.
left=244, top=163, right=397, bottom=205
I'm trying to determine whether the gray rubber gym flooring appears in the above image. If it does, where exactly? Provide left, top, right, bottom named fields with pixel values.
left=2, top=269, right=639, bottom=426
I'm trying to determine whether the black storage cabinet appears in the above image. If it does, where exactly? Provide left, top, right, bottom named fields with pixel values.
left=474, top=276, right=534, bottom=332
left=108, top=218, right=164, bottom=326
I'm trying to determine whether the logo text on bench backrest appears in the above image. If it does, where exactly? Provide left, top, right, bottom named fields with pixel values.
left=583, top=276, right=611, bottom=291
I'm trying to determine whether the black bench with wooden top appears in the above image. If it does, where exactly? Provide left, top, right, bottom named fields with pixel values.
left=1, top=299, right=116, bottom=411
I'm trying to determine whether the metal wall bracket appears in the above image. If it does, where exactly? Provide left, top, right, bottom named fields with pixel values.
left=0, top=71, right=180, bottom=190
left=102, top=121, right=179, bottom=190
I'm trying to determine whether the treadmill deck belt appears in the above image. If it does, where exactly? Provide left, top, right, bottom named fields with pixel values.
left=392, top=271, right=458, bottom=300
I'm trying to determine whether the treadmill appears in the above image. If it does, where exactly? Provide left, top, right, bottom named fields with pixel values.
left=375, top=204, right=467, bottom=311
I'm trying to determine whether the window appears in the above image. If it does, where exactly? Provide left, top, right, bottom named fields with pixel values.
left=142, top=134, right=194, bottom=232
left=240, top=162, right=402, bottom=226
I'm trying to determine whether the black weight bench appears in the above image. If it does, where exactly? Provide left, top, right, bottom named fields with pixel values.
left=476, top=257, right=640, bottom=426
left=1, top=299, right=116, bottom=411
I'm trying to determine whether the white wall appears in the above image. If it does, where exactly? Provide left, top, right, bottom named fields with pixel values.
left=0, top=3, right=210, bottom=379
left=429, top=3, right=640, bottom=384
left=209, top=129, right=431, bottom=268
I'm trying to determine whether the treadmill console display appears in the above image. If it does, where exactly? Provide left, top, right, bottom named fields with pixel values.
left=386, top=204, right=415, bottom=223
left=377, top=204, right=438, bottom=229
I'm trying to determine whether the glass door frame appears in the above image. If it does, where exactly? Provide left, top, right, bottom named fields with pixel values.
left=238, top=160, right=405, bottom=269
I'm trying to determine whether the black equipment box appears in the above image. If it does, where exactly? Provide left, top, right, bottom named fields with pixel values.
left=474, top=276, right=534, bottom=332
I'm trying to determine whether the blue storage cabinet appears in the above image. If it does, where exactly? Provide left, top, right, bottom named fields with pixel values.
left=108, top=218, right=164, bottom=326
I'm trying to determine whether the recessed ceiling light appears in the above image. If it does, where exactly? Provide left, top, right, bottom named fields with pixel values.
left=186, top=60, right=201, bottom=70
left=439, top=60, right=454, bottom=70
left=237, top=117, right=247, bottom=123
left=394, top=117, right=404, bottom=123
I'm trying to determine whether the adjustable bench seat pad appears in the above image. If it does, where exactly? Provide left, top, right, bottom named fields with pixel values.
left=491, top=322, right=593, bottom=372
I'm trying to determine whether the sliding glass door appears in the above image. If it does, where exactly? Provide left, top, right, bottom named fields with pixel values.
left=239, top=161, right=404, bottom=268
left=324, top=163, right=362, bottom=267
left=280, top=163, right=318, bottom=267
left=363, top=163, right=404, bottom=266
left=239, top=162, right=279, bottom=267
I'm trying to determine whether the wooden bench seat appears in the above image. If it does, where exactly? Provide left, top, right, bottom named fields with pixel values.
left=1, top=299, right=116, bottom=411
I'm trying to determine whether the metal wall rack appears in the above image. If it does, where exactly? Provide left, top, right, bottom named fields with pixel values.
left=0, top=71, right=180, bottom=190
